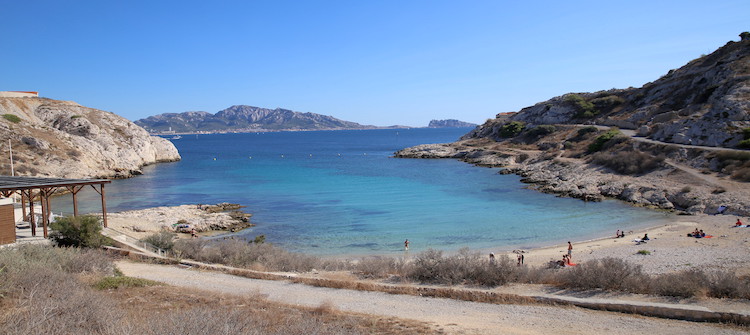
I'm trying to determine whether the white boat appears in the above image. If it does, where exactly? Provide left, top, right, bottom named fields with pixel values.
left=171, top=135, right=182, bottom=140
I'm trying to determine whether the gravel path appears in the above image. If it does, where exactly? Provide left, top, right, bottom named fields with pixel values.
left=117, top=261, right=748, bottom=335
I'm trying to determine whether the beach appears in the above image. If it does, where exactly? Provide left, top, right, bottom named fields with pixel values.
left=502, top=213, right=750, bottom=275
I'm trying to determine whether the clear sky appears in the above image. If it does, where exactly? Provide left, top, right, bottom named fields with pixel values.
left=1, top=1, right=748, bottom=127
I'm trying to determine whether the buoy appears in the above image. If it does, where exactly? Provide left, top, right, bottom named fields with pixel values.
left=213, top=158, right=216, bottom=160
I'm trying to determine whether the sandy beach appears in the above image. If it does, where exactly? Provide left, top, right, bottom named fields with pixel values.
left=501, top=213, right=750, bottom=275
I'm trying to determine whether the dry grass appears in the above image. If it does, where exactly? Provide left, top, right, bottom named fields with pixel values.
left=0, top=245, right=441, bottom=335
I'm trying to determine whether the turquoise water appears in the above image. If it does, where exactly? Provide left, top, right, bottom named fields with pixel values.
left=55, top=128, right=669, bottom=255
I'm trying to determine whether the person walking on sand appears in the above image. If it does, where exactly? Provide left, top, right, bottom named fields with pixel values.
left=404, top=239, right=409, bottom=251
left=567, top=241, right=573, bottom=259
left=489, top=253, right=496, bottom=264
left=191, top=228, right=197, bottom=238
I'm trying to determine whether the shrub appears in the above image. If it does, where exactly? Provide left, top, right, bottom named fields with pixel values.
left=2, top=114, right=21, bottom=123
left=555, top=258, right=647, bottom=292
left=142, top=231, right=177, bottom=251
left=577, top=126, right=598, bottom=136
left=737, top=139, right=750, bottom=149
left=173, top=238, right=321, bottom=272
left=498, top=121, right=525, bottom=138
left=94, top=276, right=162, bottom=290
left=405, top=248, right=517, bottom=286
left=590, top=95, right=625, bottom=114
left=355, top=256, right=403, bottom=279
left=587, top=129, right=622, bottom=152
left=591, top=150, right=664, bottom=175
left=564, top=94, right=597, bottom=118
left=650, top=269, right=708, bottom=298
left=528, top=125, right=556, bottom=137
left=49, top=215, right=110, bottom=248
left=636, top=250, right=651, bottom=255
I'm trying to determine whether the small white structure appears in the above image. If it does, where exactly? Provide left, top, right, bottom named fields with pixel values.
left=0, top=91, right=39, bottom=98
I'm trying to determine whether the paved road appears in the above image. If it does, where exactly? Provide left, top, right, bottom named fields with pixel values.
left=117, top=261, right=748, bottom=335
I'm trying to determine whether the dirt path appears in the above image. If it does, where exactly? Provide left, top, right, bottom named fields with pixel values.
left=116, top=261, right=747, bottom=335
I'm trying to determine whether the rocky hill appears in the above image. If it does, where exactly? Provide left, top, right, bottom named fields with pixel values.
left=427, top=119, right=477, bottom=128
left=135, top=105, right=376, bottom=133
left=0, top=97, right=180, bottom=179
left=397, top=33, right=750, bottom=216
left=472, top=32, right=750, bottom=148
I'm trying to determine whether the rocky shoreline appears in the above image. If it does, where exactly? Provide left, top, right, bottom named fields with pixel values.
left=395, top=140, right=750, bottom=217
left=107, top=203, right=254, bottom=238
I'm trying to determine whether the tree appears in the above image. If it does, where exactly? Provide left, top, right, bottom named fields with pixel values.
left=49, top=215, right=109, bottom=248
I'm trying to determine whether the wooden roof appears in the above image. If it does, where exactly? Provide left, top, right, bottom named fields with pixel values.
left=0, top=176, right=110, bottom=192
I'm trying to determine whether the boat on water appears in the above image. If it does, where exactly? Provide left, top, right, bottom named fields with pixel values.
left=171, top=135, right=182, bottom=140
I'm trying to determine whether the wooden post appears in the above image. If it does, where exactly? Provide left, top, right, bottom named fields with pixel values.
left=100, top=183, right=108, bottom=228
left=67, top=185, right=82, bottom=217
left=28, top=190, right=36, bottom=237
left=21, top=191, right=28, bottom=221
left=40, top=189, right=48, bottom=238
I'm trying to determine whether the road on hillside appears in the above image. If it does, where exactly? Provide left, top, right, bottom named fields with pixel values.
left=117, top=261, right=746, bottom=335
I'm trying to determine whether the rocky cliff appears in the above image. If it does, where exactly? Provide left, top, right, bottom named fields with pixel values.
left=0, top=97, right=181, bottom=179
left=396, top=33, right=750, bottom=216
left=427, top=119, right=477, bottom=128
left=477, top=33, right=750, bottom=148
left=135, top=105, right=376, bottom=133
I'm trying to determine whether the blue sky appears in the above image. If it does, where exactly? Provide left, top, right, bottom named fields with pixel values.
left=1, top=1, right=748, bottom=126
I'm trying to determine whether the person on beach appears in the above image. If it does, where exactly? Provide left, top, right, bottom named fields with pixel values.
left=615, top=230, right=620, bottom=238
left=736, top=218, right=744, bottom=227
left=567, top=241, right=573, bottom=259
left=489, top=253, right=496, bottom=264
left=404, top=239, right=409, bottom=251
left=642, top=233, right=649, bottom=241
left=191, top=228, right=197, bottom=238
left=517, top=253, right=524, bottom=266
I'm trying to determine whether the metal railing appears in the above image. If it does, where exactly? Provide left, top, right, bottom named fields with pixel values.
left=101, top=226, right=167, bottom=257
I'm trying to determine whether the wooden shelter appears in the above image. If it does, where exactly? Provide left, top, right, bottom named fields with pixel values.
left=0, top=176, right=111, bottom=241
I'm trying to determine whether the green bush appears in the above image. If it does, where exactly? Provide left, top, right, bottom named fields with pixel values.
left=588, top=129, right=622, bottom=152
left=49, top=215, right=109, bottom=248
left=564, top=94, right=597, bottom=118
left=637, top=250, right=651, bottom=255
left=528, top=125, right=556, bottom=137
left=142, top=231, right=176, bottom=251
left=2, top=114, right=21, bottom=123
left=737, top=139, right=750, bottom=149
left=498, top=121, right=525, bottom=138
left=94, top=276, right=162, bottom=290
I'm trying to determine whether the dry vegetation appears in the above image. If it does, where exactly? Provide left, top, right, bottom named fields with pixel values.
left=168, top=239, right=750, bottom=300
left=0, top=245, right=438, bottom=335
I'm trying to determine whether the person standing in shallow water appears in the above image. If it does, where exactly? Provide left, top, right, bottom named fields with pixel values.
left=404, top=239, right=409, bottom=251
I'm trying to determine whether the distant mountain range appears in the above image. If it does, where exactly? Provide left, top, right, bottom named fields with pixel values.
left=135, top=105, right=377, bottom=133
left=135, top=106, right=477, bottom=133
left=428, top=119, right=477, bottom=128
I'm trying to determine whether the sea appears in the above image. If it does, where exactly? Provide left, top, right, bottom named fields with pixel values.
left=54, top=128, right=670, bottom=256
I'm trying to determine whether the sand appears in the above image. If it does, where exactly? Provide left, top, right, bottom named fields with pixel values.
left=501, top=213, right=750, bottom=275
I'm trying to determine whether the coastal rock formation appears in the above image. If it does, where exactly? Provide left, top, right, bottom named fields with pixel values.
left=427, top=119, right=478, bottom=128
left=135, top=105, right=376, bottom=133
left=487, top=33, right=750, bottom=148
left=397, top=33, right=750, bottom=216
left=0, top=97, right=181, bottom=179
left=107, top=203, right=254, bottom=238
